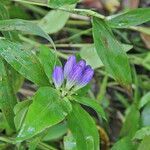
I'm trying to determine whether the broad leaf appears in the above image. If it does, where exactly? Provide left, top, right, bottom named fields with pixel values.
left=14, top=0, right=79, bottom=8
left=111, top=136, right=137, bottom=150
left=80, top=45, right=103, bottom=69
left=141, top=103, right=150, bottom=126
left=0, top=19, right=54, bottom=45
left=137, top=136, right=150, bottom=150
left=48, top=0, right=79, bottom=7
left=0, top=58, right=17, bottom=130
left=64, top=133, right=78, bottom=150
left=80, top=44, right=132, bottom=69
left=73, top=96, right=107, bottom=121
left=39, top=10, right=70, bottom=34
left=67, top=103, right=99, bottom=150
left=139, top=92, right=150, bottom=109
left=120, top=105, right=140, bottom=138
left=133, top=126, right=150, bottom=141
left=14, top=100, right=32, bottom=131
left=0, top=40, right=49, bottom=86
left=43, top=122, right=67, bottom=141
left=92, top=17, right=132, bottom=88
left=16, top=87, right=72, bottom=141
left=107, top=8, right=150, bottom=28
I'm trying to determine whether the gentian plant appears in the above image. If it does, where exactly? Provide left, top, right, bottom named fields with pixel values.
left=0, top=0, right=150, bottom=150
left=52, top=55, right=94, bottom=96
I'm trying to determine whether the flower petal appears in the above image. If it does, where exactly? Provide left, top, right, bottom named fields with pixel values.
left=77, top=60, right=86, bottom=68
left=52, top=66, right=64, bottom=89
left=74, top=65, right=94, bottom=90
left=64, top=55, right=76, bottom=78
left=66, top=64, right=83, bottom=90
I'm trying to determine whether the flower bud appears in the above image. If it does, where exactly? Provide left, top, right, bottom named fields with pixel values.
left=66, top=64, right=83, bottom=90
left=52, top=66, right=64, bottom=89
left=74, top=65, right=94, bottom=90
left=64, top=55, right=76, bottom=78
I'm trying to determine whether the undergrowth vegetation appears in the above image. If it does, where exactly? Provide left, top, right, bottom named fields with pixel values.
left=0, top=0, right=150, bottom=150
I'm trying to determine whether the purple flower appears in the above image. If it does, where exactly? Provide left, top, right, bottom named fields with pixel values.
left=77, top=60, right=86, bottom=68
left=52, top=55, right=94, bottom=91
left=52, top=66, right=64, bottom=89
left=74, top=65, right=94, bottom=90
left=66, top=64, right=83, bottom=90
left=64, top=55, right=76, bottom=78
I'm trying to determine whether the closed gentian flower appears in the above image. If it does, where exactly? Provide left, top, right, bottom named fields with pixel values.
left=52, top=66, right=64, bottom=89
left=52, top=55, right=94, bottom=93
left=77, top=60, right=86, bottom=68
left=66, top=64, right=83, bottom=90
left=64, top=55, right=76, bottom=78
left=74, top=65, right=94, bottom=91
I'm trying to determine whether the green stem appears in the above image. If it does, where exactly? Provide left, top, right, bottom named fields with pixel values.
left=19, top=2, right=48, bottom=16
left=38, top=142, right=58, bottom=150
left=55, top=28, right=92, bottom=43
left=97, top=75, right=108, bottom=103
left=0, top=137, right=15, bottom=144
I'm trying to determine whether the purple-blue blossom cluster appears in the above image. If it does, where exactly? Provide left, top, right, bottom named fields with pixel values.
left=52, top=55, right=94, bottom=91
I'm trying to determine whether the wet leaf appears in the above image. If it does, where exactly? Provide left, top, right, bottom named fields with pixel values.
left=139, top=92, right=150, bottom=109
left=0, top=40, right=49, bottom=86
left=64, top=132, right=77, bottom=150
left=137, top=136, right=150, bottom=150
left=39, top=10, right=70, bottom=34
left=80, top=44, right=103, bottom=69
left=73, top=95, right=107, bottom=121
left=133, top=126, right=150, bottom=140
left=92, top=17, right=132, bottom=88
left=141, top=103, right=150, bottom=127
left=43, top=122, right=67, bottom=141
left=0, top=58, right=17, bottom=131
left=111, top=136, right=137, bottom=150
left=0, top=19, right=54, bottom=45
left=107, top=8, right=150, bottom=28
left=16, top=87, right=72, bottom=141
left=67, top=103, right=99, bottom=150
left=14, top=100, right=32, bottom=131
left=120, top=105, right=140, bottom=138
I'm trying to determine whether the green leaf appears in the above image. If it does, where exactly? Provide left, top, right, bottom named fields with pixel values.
left=137, top=136, right=150, bottom=150
left=107, top=8, right=150, bottom=28
left=80, top=44, right=132, bottom=69
left=141, top=103, right=150, bottom=126
left=64, top=133, right=78, bottom=150
left=0, top=58, right=17, bottom=131
left=38, top=45, right=61, bottom=83
left=120, top=105, right=140, bottom=138
left=133, top=127, right=150, bottom=141
left=0, top=3, right=9, bottom=19
left=14, top=0, right=79, bottom=8
left=39, top=10, right=70, bottom=34
left=92, top=17, right=132, bottom=88
left=111, top=136, right=137, bottom=150
left=80, top=44, right=103, bottom=69
left=67, top=103, right=99, bottom=150
left=0, top=19, right=54, bottom=45
left=14, top=100, right=32, bottom=131
left=9, top=67, right=24, bottom=93
left=43, top=122, right=67, bottom=141
left=0, top=40, right=49, bottom=86
left=139, top=92, right=150, bottom=109
left=48, top=0, right=79, bottom=7
left=16, top=87, right=72, bottom=141
left=0, top=112, right=6, bottom=130
left=73, top=96, right=107, bottom=121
